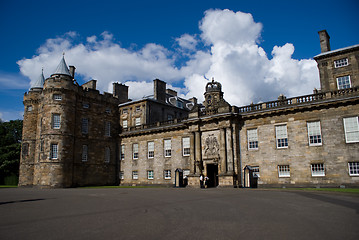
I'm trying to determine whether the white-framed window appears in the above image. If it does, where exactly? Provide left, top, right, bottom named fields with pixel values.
left=348, top=162, right=359, bottom=176
left=133, top=143, right=139, bottom=159
left=276, top=125, right=288, bottom=148
left=123, top=120, right=128, bottom=128
left=50, top=144, right=58, bottom=159
left=81, top=118, right=88, bottom=134
left=53, top=94, right=62, bottom=100
left=337, top=75, right=351, bottom=89
left=252, top=166, right=260, bottom=177
left=278, top=165, right=290, bottom=177
left=164, top=170, right=171, bottom=179
left=147, top=170, right=154, bottom=180
left=334, top=58, right=348, bottom=68
left=148, top=141, right=154, bottom=158
left=120, top=144, right=125, bottom=160
left=343, top=117, right=359, bottom=143
left=247, top=129, right=258, bottom=150
left=132, top=171, right=138, bottom=180
left=164, top=139, right=171, bottom=157
left=105, top=146, right=110, bottom=163
left=135, top=117, right=141, bottom=126
left=182, top=137, right=190, bottom=156
left=311, top=163, right=325, bottom=177
left=82, top=145, right=88, bottom=162
left=307, top=121, right=322, bottom=146
left=105, top=121, right=111, bottom=136
left=83, top=103, right=90, bottom=109
left=52, top=114, right=61, bottom=129
left=27, top=105, right=33, bottom=112
left=119, top=171, right=124, bottom=180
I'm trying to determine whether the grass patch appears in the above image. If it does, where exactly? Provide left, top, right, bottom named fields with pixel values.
left=0, top=185, right=18, bottom=188
left=280, top=188, right=359, bottom=194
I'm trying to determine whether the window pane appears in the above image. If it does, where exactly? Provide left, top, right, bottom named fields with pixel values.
left=278, top=165, right=290, bottom=177
left=311, top=163, right=325, bottom=176
left=52, top=114, right=61, bottom=129
left=307, top=121, right=322, bottom=145
left=276, top=125, right=288, bottom=148
left=82, top=118, right=88, bottom=134
left=337, top=76, right=351, bottom=89
left=50, top=144, right=58, bottom=159
left=82, top=145, right=88, bottom=162
left=247, top=129, right=258, bottom=149
left=344, top=117, right=359, bottom=143
left=183, top=137, right=190, bottom=156
left=348, top=162, right=359, bottom=176
left=105, top=147, right=110, bottom=163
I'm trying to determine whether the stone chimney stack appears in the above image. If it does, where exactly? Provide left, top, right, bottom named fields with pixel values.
left=153, top=79, right=166, bottom=103
left=69, top=66, right=76, bottom=78
left=113, top=83, right=129, bottom=103
left=318, top=30, right=331, bottom=53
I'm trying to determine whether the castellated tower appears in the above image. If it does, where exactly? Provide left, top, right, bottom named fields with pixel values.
left=19, top=56, right=128, bottom=187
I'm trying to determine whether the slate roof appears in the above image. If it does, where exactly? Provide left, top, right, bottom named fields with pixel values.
left=53, top=55, right=71, bottom=76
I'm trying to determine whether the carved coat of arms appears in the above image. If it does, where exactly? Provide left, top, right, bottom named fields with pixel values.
left=204, top=134, right=219, bottom=158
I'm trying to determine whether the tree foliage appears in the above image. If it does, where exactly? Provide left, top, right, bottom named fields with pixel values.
left=0, top=120, right=22, bottom=183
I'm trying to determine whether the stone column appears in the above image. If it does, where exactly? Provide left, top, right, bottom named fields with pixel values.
left=226, top=127, right=234, bottom=173
left=190, top=132, right=196, bottom=174
left=232, top=122, right=240, bottom=183
left=219, top=128, right=227, bottom=174
left=195, top=131, right=202, bottom=173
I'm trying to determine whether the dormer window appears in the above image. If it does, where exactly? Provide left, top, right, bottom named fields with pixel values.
left=334, top=58, right=348, bottom=68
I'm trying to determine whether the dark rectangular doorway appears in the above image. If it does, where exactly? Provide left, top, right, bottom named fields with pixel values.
left=206, top=164, right=218, bottom=188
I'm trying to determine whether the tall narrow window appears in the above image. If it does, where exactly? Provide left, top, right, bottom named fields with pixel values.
left=182, top=137, right=190, bottom=156
left=119, top=171, right=124, bottom=180
left=247, top=129, right=258, bottom=150
left=337, top=75, right=351, bottom=89
left=148, top=141, right=154, bottom=158
left=120, top=144, right=125, bottom=160
left=311, top=163, right=325, bottom=177
left=135, top=117, right=141, bottom=126
left=50, top=144, right=58, bottom=159
left=82, top=145, right=88, bottom=162
left=52, top=114, right=61, bottom=129
left=133, top=143, right=139, bottom=159
left=123, top=120, right=128, bottom=128
left=105, top=147, right=110, bottom=163
left=343, top=117, right=359, bottom=143
left=334, top=58, right=348, bottom=68
left=307, top=121, right=322, bottom=146
left=278, top=165, right=290, bottom=177
left=132, top=171, right=138, bottom=180
left=147, top=170, right=154, bottom=180
left=164, top=170, right=171, bottom=179
left=276, top=125, right=288, bottom=148
left=105, top=121, right=111, bottom=136
left=348, top=162, right=359, bottom=176
left=82, top=118, right=88, bottom=134
left=164, top=139, right=171, bottom=157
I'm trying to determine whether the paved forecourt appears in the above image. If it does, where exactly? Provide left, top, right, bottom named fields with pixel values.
left=0, top=188, right=358, bottom=240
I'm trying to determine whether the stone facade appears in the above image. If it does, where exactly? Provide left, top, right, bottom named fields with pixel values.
left=19, top=30, right=359, bottom=188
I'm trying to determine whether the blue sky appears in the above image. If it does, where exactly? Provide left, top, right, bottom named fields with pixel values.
left=0, top=0, right=358, bottom=121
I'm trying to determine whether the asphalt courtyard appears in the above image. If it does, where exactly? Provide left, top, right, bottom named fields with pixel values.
left=0, top=188, right=358, bottom=240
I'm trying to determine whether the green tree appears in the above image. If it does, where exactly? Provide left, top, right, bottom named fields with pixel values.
left=0, top=119, right=22, bottom=185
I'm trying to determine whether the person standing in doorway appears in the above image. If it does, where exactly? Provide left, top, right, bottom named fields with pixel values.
left=199, top=174, right=204, bottom=188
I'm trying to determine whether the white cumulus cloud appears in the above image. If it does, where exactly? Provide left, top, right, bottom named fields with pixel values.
left=17, top=9, right=319, bottom=108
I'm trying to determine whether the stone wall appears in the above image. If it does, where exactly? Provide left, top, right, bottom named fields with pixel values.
left=240, top=101, right=359, bottom=187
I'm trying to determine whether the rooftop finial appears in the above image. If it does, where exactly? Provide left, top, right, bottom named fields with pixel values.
left=212, top=77, right=215, bottom=83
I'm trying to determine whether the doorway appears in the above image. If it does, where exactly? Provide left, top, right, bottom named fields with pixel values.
left=206, top=164, right=218, bottom=188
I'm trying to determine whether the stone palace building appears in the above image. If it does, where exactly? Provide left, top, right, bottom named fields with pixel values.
left=19, top=30, right=359, bottom=188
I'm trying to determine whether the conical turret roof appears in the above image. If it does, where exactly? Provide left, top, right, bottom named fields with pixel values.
left=53, top=55, right=71, bottom=76
left=30, top=69, right=45, bottom=90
